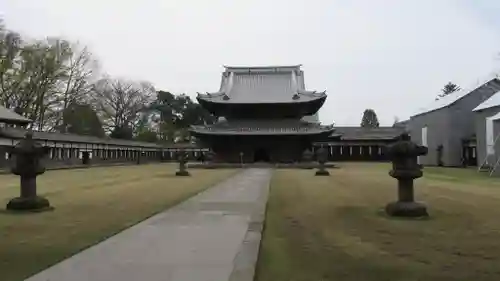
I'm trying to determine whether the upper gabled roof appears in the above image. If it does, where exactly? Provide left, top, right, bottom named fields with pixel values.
left=412, top=76, right=500, bottom=117
left=197, top=65, right=326, bottom=104
left=223, top=65, right=303, bottom=72
left=0, top=105, right=31, bottom=125
left=473, top=89, right=500, bottom=112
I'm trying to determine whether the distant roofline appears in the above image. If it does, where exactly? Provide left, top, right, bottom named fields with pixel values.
left=223, top=65, right=302, bottom=70
left=333, top=126, right=403, bottom=129
left=0, top=105, right=32, bottom=125
left=412, top=77, right=500, bottom=118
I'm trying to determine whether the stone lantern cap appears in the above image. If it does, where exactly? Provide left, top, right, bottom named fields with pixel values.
left=11, top=131, right=49, bottom=177
left=12, top=131, right=48, bottom=156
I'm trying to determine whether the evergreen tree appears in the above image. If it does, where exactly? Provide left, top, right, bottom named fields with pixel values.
left=360, top=109, right=380, bottom=128
left=437, top=82, right=460, bottom=100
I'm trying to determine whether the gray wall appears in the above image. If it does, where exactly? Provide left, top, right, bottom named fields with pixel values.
left=410, top=79, right=500, bottom=167
left=447, top=82, right=500, bottom=166
left=474, top=106, right=500, bottom=167
left=491, top=119, right=500, bottom=175
left=409, top=109, right=449, bottom=166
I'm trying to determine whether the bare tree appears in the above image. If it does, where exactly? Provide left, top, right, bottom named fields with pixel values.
left=48, top=43, right=100, bottom=131
left=0, top=19, right=23, bottom=110
left=0, top=25, right=75, bottom=130
left=19, top=38, right=72, bottom=130
left=1, top=38, right=72, bottom=130
left=91, top=77, right=155, bottom=135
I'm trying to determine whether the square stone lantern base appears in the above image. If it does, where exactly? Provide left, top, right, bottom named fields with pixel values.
left=315, top=169, right=330, bottom=176
left=175, top=170, right=191, bottom=176
left=6, top=196, right=53, bottom=212
left=385, top=201, right=428, bottom=218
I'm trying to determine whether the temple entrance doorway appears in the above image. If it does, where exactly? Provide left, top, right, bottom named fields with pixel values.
left=254, top=148, right=270, bottom=162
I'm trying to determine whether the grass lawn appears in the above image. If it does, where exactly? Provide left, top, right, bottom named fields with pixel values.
left=0, top=164, right=236, bottom=281
left=256, top=163, right=500, bottom=281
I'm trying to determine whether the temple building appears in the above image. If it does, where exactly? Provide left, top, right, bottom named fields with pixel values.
left=189, top=65, right=335, bottom=163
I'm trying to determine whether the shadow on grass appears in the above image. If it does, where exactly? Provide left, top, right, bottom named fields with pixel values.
left=256, top=205, right=421, bottom=281
left=0, top=207, right=55, bottom=216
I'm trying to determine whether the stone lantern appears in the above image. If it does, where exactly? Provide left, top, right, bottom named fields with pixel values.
left=175, top=149, right=190, bottom=176
left=315, top=146, right=330, bottom=176
left=6, top=131, right=51, bottom=212
left=239, top=151, right=244, bottom=167
left=385, top=133, right=429, bottom=217
left=301, top=148, right=314, bottom=168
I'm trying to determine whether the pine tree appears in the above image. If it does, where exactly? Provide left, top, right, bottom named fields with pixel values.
left=360, top=109, right=380, bottom=128
left=437, top=82, right=460, bottom=100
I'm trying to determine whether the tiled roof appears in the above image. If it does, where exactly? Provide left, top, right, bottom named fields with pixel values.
left=223, top=65, right=303, bottom=72
left=332, top=126, right=405, bottom=140
left=197, top=65, right=326, bottom=104
left=0, top=105, right=31, bottom=125
left=0, top=127, right=163, bottom=148
left=413, top=76, right=500, bottom=117
left=190, top=119, right=334, bottom=135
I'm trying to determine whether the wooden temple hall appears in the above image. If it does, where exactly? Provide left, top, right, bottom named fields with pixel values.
left=190, top=65, right=404, bottom=163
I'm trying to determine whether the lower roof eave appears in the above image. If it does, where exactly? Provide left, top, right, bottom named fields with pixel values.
left=196, top=95, right=326, bottom=116
left=189, top=130, right=334, bottom=137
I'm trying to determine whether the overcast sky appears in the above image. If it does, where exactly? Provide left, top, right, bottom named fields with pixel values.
left=2, top=0, right=500, bottom=126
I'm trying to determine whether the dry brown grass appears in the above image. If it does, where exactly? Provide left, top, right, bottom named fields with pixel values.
left=256, top=163, right=500, bottom=281
left=0, top=164, right=236, bottom=281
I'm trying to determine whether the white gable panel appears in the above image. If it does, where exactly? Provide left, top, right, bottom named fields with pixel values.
left=421, top=126, right=428, bottom=146
left=486, top=116, right=495, bottom=155
left=473, top=90, right=500, bottom=111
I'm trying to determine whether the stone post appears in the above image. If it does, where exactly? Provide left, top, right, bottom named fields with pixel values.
left=137, top=151, right=145, bottom=165
left=175, top=149, right=190, bottom=176
left=385, top=133, right=429, bottom=217
left=315, top=146, right=330, bottom=176
left=6, top=131, right=52, bottom=212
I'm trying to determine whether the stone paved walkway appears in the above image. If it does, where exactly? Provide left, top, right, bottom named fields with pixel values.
left=25, top=168, right=272, bottom=281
